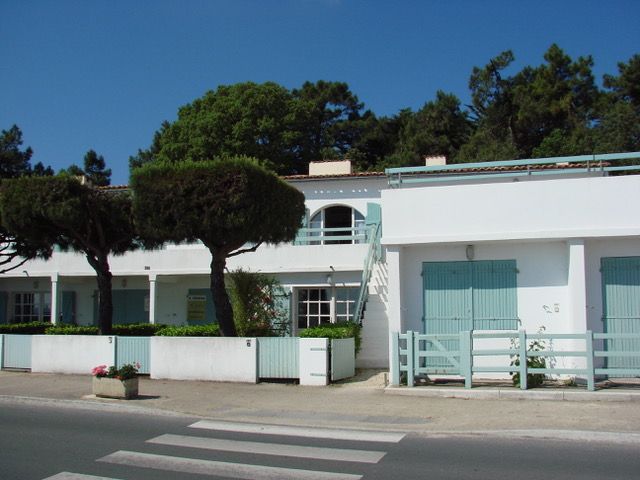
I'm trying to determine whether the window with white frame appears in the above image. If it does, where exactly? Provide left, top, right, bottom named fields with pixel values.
left=308, top=206, right=365, bottom=245
left=296, top=286, right=359, bottom=329
left=13, top=292, right=51, bottom=323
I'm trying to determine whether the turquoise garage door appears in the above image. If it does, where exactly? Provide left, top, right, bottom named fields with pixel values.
left=601, top=257, right=640, bottom=371
left=423, top=260, right=518, bottom=369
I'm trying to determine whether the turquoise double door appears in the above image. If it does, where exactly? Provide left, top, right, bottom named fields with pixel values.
left=601, top=257, right=640, bottom=371
left=422, top=260, right=518, bottom=370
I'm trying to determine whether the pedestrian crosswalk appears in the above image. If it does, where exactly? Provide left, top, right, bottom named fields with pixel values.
left=43, top=420, right=405, bottom=480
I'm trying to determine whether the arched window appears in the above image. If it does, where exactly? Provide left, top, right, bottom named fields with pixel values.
left=309, top=206, right=365, bottom=245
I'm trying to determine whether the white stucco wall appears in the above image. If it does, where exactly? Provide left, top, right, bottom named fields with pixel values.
left=382, top=175, right=640, bottom=245
left=32, top=335, right=115, bottom=374
left=150, top=337, right=258, bottom=382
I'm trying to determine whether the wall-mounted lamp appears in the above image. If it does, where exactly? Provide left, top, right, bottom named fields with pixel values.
left=465, top=245, right=475, bottom=261
left=326, top=274, right=333, bottom=285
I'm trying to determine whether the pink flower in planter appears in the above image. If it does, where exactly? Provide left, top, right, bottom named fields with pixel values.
left=91, top=365, right=108, bottom=377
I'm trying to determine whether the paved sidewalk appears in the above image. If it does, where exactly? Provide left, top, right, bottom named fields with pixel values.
left=1, top=370, right=640, bottom=438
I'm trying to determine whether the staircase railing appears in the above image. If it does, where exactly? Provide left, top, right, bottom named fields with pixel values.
left=353, top=222, right=382, bottom=324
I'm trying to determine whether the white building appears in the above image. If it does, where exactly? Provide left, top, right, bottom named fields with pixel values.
left=1, top=153, right=639, bottom=375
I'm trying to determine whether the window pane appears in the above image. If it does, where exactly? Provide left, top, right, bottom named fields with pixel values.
left=319, top=288, right=329, bottom=301
left=308, top=317, right=319, bottom=328
left=309, top=303, right=319, bottom=315
left=336, top=303, right=347, bottom=315
left=298, top=289, right=308, bottom=302
left=309, top=289, right=319, bottom=301
left=298, top=316, right=308, bottom=329
left=320, top=303, right=330, bottom=315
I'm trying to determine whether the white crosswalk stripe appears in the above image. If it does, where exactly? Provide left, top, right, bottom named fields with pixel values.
left=189, top=419, right=406, bottom=443
left=148, top=433, right=386, bottom=463
left=45, top=421, right=403, bottom=479
left=98, top=450, right=363, bottom=480
left=43, top=473, right=124, bottom=480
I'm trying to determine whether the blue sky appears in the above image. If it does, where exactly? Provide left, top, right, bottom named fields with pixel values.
left=1, top=1, right=638, bottom=184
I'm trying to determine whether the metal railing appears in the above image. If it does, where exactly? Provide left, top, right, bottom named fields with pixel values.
left=390, top=330, right=640, bottom=391
left=293, top=226, right=369, bottom=245
left=353, top=223, right=382, bottom=324
left=386, top=151, right=640, bottom=187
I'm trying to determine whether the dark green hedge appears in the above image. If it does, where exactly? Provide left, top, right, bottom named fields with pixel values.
left=0, top=322, right=50, bottom=334
left=154, top=324, right=220, bottom=337
left=45, top=325, right=98, bottom=335
left=299, top=322, right=362, bottom=354
left=112, top=324, right=168, bottom=336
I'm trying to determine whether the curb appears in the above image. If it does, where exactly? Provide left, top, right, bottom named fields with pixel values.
left=384, top=386, right=640, bottom=402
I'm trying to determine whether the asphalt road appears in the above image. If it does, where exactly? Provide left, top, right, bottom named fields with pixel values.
left=1, top=401, right=639, bottom=480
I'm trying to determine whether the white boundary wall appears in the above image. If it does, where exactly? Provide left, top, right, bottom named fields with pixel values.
left=32, top=335, right=115, bottom=374
left=150, top=337, right=258, bottom=382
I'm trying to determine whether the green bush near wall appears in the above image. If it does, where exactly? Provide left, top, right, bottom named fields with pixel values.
left=0, top=322, right=50, bottom=334
left=112, top=324, right=167, bottom=336
left=46, top=325, right=98, bottom=335
left=154, top=324, right=220, bottom=337
left=299, top=322, right=362, bottom=354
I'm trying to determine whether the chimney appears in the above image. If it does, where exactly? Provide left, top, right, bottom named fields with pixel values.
left=424, top=155, right=447, bottom=167
left=308, top=159, right=352, bottom=176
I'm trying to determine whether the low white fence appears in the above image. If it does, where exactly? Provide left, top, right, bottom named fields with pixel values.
left=1, top=334, right=356, bottom=386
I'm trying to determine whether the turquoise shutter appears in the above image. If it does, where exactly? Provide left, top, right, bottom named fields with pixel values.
left=273, top=286, right=292, bottom=336
left=294, top=208, right=310, bottom=245
left=365, top=202, right=381, bottom=226
left=601, top=257, right=640, bottom=370
left=472, top=260, right=518, bottom=330
left=423, top=261, right=472, bottom=335
left=112, top=289, right=150, bottom=325
left=61, top=291, right=76, bottom=324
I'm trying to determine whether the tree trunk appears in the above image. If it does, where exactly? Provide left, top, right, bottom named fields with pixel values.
left=87, top=254, right=114, bottom=335
left=209, top=248, right=237, bottom=337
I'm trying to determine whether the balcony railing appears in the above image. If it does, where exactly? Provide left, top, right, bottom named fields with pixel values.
left=293, top=226, right=370, bottom=246
left=386, top=151, right=640, bottom=187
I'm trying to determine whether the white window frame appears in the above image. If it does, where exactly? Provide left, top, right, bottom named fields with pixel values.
left=309, top=206, right=365, bottom=245
left=12, top=291, right=51, bottom=323
left=294, top=285, right=360, bottom=332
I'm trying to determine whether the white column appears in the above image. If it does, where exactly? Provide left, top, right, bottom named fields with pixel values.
left=50, top=273, right=59, bottom=324
left=567, top=239, right=588, bottom=370
left=386, top=245, right=403, bottom=377
left=148, top=273, right=157, bottom=325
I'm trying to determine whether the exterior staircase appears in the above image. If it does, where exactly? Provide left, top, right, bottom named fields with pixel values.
left=357, top=259, right=390, bottom=368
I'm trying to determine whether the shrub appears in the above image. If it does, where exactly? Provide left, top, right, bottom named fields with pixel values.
left=226, top=268, right=290, bottom=337
left=112, top=323, right=167, bottom=336
left=154, top=324, right=220, bottom=337
left=46, top=325, right=98, bottom=335
left=0, top=322, right=51, bottom=334
left=299, top=321, right=362, bottom=354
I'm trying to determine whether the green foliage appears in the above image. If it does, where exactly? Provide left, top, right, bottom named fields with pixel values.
left=62, top=150, right=112, bottom=186
left=510, top=327, right=550, bottom=388
left=131, top=156, right=305, bottom=337
left=44, top=323, right=166, bottom=336
left=130, top=82, right=297, bottom=174
left=46, top=325, right=99, bottom=335
left=299, top=321, right=362, bottom=355
left=226, top=268, right=289, bottom=337
left=131, top=157, right=305, bottom=249
left=0, top=175, right=139, bottom=335
left=154, top=324, right=220, bottom=337
left=112, top=323, right=167, bottom=336
left=0, top=321, right=50, bottom=334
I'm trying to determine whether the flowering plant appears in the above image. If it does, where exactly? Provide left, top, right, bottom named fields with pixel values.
left=91, top=362, right=140, bottom=380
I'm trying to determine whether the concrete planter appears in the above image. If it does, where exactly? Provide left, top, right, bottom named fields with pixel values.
left=92, top=376, right=139, bottom=399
